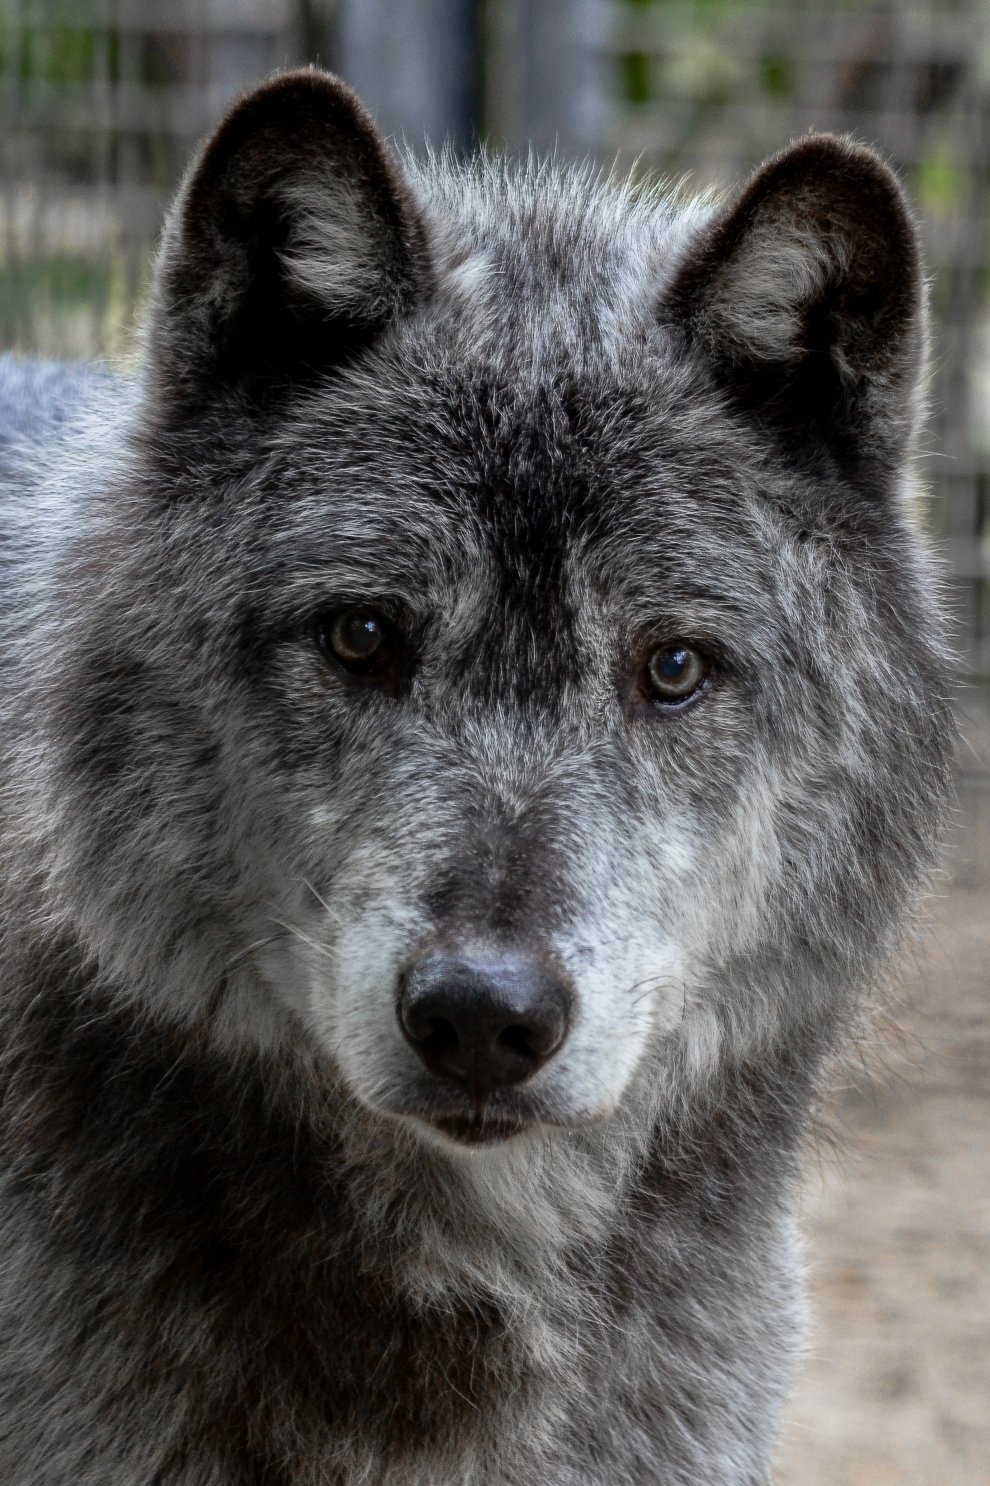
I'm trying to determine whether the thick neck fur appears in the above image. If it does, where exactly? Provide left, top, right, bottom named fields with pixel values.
left=0, top=930, right=804, bottom=1485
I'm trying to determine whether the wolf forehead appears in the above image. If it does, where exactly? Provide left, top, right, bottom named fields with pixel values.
left=274, top=363, right=763, bottom=580
left=144, top=68, right=921, bottom=662
left=267, top=159, right=758, bottom=583
left=402, top=151, right=705, bottom=354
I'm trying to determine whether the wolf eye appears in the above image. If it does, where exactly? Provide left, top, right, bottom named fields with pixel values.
left=316, top=609, right=394, bottom=676
left=645, top=643, right=709, bottom=705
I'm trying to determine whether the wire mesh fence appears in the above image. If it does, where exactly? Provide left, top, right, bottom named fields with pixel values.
left=0, top=0, right=315, bottom=357
left=1, top=0, right=987, bottom=668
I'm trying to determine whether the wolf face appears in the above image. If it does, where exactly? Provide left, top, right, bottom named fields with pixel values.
left=18, top=73, right=949, bottom=1162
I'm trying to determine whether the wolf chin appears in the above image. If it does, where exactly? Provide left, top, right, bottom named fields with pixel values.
left=0, top=69, right=952, bottom=1484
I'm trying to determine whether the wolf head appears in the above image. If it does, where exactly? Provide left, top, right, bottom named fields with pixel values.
left=22, top=71, right=951, bottom=1153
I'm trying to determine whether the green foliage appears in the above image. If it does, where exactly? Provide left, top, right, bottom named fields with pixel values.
left=913, top=144, right=966, bottom=219
left=619, top=50, right=652, bottom=105
left=0, top=2, right=119, bottom=85
left=759, top=51, right=794, bottom=100
left=616, top=0, right=801, bottom=108
left=0, top=249, right=137, bottom=359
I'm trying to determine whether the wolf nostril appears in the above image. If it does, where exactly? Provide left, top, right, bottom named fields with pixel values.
left=420, top=1016, right=458, bottom=1060
left=398, top=951, right=573, bottom=1095
left=497, top=1022, right=554, bottom=1060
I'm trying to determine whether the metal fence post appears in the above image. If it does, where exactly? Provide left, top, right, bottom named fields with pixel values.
left=335, top=0, right=479, bottom=150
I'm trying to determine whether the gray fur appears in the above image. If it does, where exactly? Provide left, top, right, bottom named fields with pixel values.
left=0, top=357, right=111, bottom=478
left=0, top=71, right=953, bottom=1484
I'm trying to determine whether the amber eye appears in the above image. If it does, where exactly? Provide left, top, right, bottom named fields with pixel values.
left=317, top=609, right=392, bottom=675
left=645, top=643, right=709, bottom=705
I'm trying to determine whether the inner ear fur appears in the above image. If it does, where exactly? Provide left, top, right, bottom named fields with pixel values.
left=145, top=68, right=431, bottom=425
left=666, top=135, right=924, bottom=474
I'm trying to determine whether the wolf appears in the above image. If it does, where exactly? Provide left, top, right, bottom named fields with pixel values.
left=0, top=68, right=953, bottom=1484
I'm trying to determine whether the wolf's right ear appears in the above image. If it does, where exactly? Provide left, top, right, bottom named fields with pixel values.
left=144, top=69, right=430, bottom=425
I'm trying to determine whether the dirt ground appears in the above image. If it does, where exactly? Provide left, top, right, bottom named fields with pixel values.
left=775, top=687, right=990, bottom=1484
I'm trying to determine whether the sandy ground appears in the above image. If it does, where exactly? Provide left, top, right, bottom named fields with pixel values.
left=775, top=687, right=990, bottom=1484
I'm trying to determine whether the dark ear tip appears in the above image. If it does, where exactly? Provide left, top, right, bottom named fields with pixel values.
left=176, top=66, right=397, bottom=247
left=221, top=64, right=367, bottom=119
left=248, top=64, right=353, bottom=96
left=198, top=67, right=375, bottom=164
left=763, top=131, right=895, bottom=177
left=743, top=135, right=915, bottom=242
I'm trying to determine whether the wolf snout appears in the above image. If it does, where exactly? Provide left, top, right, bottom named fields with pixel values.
left=398, top=951, right=574, bottom=1097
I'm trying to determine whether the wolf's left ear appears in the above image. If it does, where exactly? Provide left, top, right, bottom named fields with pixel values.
left=145, top=69, right=430, bottom=424
left=666, top=136, right=923, bottom=476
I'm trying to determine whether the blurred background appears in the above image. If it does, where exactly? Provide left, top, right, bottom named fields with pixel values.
left=1, top=2, right=987, bottom=1482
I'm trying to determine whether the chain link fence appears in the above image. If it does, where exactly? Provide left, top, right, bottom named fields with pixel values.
left=2, top=0, right=987, bottom=668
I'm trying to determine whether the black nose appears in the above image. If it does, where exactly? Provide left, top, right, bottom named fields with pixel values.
left=398, top=951, right=574, bottom=1097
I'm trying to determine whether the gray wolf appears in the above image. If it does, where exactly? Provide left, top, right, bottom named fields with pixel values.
left=0, top=69, right=953, bottom=1484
